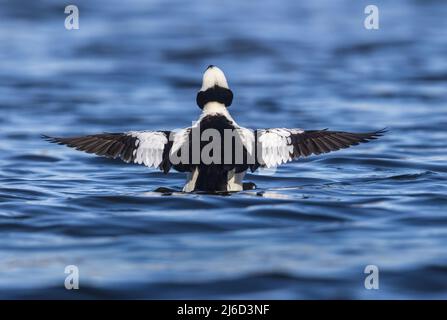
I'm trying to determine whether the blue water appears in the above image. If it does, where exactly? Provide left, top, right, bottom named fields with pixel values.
left=1, top=0, right=447, bottom=299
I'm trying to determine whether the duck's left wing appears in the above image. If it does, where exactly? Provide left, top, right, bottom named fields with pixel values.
left=253, top=128, right=386, bottom=168
left=43, top=131, right=173, bottom=173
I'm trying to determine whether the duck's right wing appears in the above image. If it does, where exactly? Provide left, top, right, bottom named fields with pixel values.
left=252, top=128, right=386, bottom=169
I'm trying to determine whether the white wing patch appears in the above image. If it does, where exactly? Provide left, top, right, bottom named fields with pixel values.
left=128, top=131, right=168, bottom=168
left=170, top=127, right=191, bottom=156
left=257, top=128, right=304, bottom=168
left=236, top=127, right=255, bottom=156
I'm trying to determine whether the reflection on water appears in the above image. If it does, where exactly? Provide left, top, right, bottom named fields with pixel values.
left=1, top=0, right=447, bottom=299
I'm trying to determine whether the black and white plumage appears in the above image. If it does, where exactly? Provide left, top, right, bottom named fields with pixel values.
left=43, top=65, right=385, bottom=192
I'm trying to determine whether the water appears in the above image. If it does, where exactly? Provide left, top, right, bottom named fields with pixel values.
left=1, top=0, right=447, bottom=299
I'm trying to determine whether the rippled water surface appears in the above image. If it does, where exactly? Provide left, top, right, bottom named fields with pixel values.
left=1, top=0, right=447, bottom=299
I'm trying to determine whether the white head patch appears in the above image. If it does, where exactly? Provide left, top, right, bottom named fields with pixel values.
left=200, top=66, right=229, bottom=91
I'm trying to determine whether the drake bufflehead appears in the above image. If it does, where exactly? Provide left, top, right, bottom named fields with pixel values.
left=43, top=65, right=385, bottom=193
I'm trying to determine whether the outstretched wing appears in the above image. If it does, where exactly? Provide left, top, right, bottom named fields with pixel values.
left=42, top=131, right=174, bottom=173
left=254, top=128, right=386, bottom=168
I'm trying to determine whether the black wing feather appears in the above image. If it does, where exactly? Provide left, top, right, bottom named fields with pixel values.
left=42, top=133, right=139, bottom=163
left=292, top=128, right=386, bottom=157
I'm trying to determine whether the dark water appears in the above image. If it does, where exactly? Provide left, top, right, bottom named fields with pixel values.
left=1, top=0, right=447, bottom=299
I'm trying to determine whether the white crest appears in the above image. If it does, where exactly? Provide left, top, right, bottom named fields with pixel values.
left=200, top=66, right=229, bottom=91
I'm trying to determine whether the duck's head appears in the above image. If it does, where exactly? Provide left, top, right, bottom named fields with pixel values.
left=196, top=65, right=233, bottom=109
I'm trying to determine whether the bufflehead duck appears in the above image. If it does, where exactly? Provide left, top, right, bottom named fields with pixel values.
left=43, top=65, right=385, bottom=193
